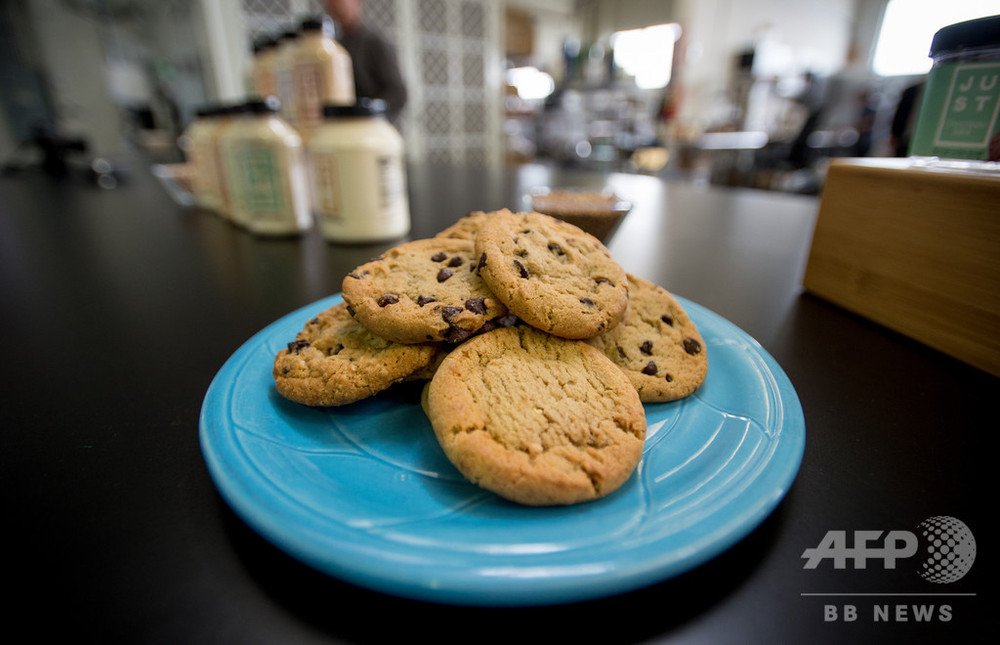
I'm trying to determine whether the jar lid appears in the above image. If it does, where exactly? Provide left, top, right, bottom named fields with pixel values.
left=323, top=98, right=387, bottom=118
left=929, top=14, right=1000, bottom=56
left=252, top=36, right=275, bottom=53
left=300, top=15, right=325, bottom=32
left=244, top=96, right=282, bottom=114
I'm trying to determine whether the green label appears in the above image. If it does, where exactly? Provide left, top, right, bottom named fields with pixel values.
left=238, top=147, right=284, bottom=212
left=910, top=62, right=1000, bottom=160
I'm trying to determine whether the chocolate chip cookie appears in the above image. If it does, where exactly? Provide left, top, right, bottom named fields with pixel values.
left=273, top=301, right=441, bottom=406
left=425, top=325, right=646, bottom=506
left=586, top=274, right=707, bottom=402
left=474, top=210, right=628, bottom=339
left=434, top=209, right=505, bottom=241
left=341, top=237, right=509, bottom=344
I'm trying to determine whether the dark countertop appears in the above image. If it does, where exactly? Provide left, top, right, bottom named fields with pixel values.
left=1, top=158, right=993, bottom=643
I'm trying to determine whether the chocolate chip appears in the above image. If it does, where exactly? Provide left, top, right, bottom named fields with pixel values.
left=481, top=312, right=519, bottom=332
left=595, top=277, right=613, bottom=286
left=464, top=297, right=487, bottom=314
left=346, top=305, right=355, bottom=317
left=447, top=255, right=463, bottom=267
left=683, top=338, right=702, bottom=355
left=287, top=339, right=310, bottom=354
left=661, top=314, right=674, bottom=326
left=640, top=340, right=653, bottom=355
left=665, top=374, right=673, bottom=382
left=442, top=325, right=472, bottom=343
left=515, top=248, right=528, bottom=257
left=417, top=295, right=436, bottom=306
left=580, top=297, right=595, bottom=306
left=346, top=273, right=361, bottom=280
left=547, top=242, right=564, bottom=255
left=329, top=344, right=344, bottom=355
left=514, top=260, right=529, bottom=278
left=440, top=306, right=462, bottom=321
left=476, top=253, right=487, bottom=272
left=617, top=346, right=627, bottom=359
left=437, top=268, right=453, bottom=282
left=377, top=293, right=399, bottom=307
left=493, top=313, right=518, bottom=327
left=642, top=361, right=658, bottom=375
left=309, top=317, right=320, bottom=325
left=431, top=252, right=447, bottom=262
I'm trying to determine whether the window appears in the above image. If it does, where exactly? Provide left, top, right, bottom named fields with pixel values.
left=872, top=0, right=997, bottom=76
left=612, top=23, right=682, bottom=90
left=506, top=67, right=555, bottom=101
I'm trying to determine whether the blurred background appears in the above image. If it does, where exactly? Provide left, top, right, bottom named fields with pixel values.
left=1, top=0, right=996, bottom=195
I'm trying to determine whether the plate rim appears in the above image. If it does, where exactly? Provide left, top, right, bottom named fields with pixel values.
left=199, top=294, right=805, bottom=606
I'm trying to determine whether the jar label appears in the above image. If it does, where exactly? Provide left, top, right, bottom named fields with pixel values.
left=910, top=62, right=1000, bottom=161
left=313, top=152, right=342, bottom=217
left=229, top=145, right=286, bottom=216
left=293, top=63, right=323, bottom=130
left=311, top=147, right=409, bottom=240
left=377, top=154, right=405, bottom=209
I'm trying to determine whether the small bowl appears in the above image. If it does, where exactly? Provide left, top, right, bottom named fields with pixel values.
left=524, top=187, right=632, bottom=242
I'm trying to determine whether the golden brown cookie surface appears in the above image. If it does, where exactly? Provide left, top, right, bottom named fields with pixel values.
left=434, top=209, right=506, bottom=241
left=342, top=238, right=508, bottom=344
left=587, top=274, right=707, bottom=402
left=425, top=325, right=646, bottom=506
left=272, top=301, right=440, bottom=406
left=474, top=210, right=628, bottom=339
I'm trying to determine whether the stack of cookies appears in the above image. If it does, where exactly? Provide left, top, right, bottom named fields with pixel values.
left=273, top=209, right=708, bottom=506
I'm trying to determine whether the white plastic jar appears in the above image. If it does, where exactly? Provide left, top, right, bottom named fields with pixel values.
left=309, top=98, right=410, bottom=243
left=291, top=16, right=355, bottom=142
left=251, top=36, right=279, bottom=101
left=211, top=103, right=242, bottom=221
left=274, top=28, right=301, bottom=126
left=222, top=97, right=312, bottom=236
left=182, top=105, right=223, bottom=212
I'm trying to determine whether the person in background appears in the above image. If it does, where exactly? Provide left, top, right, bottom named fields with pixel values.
left=324, top=0, right=407, bottom=122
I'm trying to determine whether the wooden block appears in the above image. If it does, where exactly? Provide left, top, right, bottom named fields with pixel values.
left=803, top=158, right=1000, bottom=376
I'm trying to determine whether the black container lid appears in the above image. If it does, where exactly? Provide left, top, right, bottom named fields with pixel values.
left=322, top=98, right=387, bottom=118
left=929, top=14, right=1000, bottom=56
left=199, top=99, right=236, bottom=116
left=252, top=36, right=275, bottom=53
left=244, top=95, right=282, bottom=114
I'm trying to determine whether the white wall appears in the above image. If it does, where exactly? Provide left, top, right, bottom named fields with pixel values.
left=195, top=0, right=250, bottom=104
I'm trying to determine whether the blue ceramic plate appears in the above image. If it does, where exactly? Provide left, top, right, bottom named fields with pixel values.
left=199, top=294, right=805, bottom=606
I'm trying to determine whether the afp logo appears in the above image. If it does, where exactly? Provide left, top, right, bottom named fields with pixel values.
left=801, top=516, right=977, bottom=583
